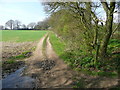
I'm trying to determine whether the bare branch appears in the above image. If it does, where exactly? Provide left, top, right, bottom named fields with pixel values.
left=110, top=1, right=116, bottom=13
left=100, top=0, right=110, bottom=13
left=112, top=23, right=120, bottom=34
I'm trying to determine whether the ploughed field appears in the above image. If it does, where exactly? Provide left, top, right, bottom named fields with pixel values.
left=1, top=30, right=48, bottom=78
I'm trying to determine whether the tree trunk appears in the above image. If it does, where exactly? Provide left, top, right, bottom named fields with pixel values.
left=100, top=2, right=115, bottom=57
left=86, top=2, right=92, bottom=26
left=93, top=21, right=99, bottom=46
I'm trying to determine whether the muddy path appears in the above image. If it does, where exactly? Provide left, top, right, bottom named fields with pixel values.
left=24, top=34, right=119, bottom=88
left=2, top=34, right=118, bottom=88
left=24, top=34, right=77, bottom=88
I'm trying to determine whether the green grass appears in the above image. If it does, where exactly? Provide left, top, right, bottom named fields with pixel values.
left=1, top=30, right=48, bottom=42
left=108, top=39, right=120, bottom=53
left=9, top=51, right=32, bottom=60
left=43, top=35, right=48, bottom=50
left=49, top=32, right=65, bottom=56
left=42, top=34, right=48, bottom=57
left=49, top=32, right=118, bottom=77
left=5, top=60, right=16, bottom=64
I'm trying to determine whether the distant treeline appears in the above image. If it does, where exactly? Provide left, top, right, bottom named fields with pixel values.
left=2, top=28, right=48, bottom=30
left=0, top=18, right=50, bottom=30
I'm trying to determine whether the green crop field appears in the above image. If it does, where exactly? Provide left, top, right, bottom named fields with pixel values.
left=0, top=30, right=48, bottom=42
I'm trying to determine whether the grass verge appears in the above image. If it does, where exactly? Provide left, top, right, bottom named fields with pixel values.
left=49, top=32, right=118, bottom=77
left=49, top=32, right=65, bottom=56
left=42, top=34, right=48, bottom=57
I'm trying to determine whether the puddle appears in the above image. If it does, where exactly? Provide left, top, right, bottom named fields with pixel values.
left=1, top=67, right=36, bottom=88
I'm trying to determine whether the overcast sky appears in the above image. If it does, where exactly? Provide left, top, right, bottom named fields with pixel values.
left=0, top=0, right=47, bottom=26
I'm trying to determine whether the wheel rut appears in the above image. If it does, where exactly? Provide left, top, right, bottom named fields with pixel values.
left=25, top=34, right=76, bottom=88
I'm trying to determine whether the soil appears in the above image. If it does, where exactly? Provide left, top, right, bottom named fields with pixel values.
left=24, top=35, right=77, bottom=88
left=24, top=35, right=119, bottom=88
left=2, top=61, right=25, bottom=78
left=1, top=35, right=119, bottom=88
left=1, top=41, right=37, bottom=78
left=2, top=41, right=37, bottom=60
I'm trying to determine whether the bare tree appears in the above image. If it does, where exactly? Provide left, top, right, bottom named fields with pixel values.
left=27, top=22, right=36, bottom=29
left=43, top=1, right=117, bottom=61
left=0, top=25, right=4, bottom=30
left=21, top=24, right=27, bottom=29
left=5, top=20, right=14, bottom=30
left=100, top=0, right=116, bottom=58
left=35, top=19, right=50, bottom=30
left=14, top=20, right=21, bottom=29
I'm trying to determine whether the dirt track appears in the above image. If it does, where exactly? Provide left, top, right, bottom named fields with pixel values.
left=24, top=35, right=77, bottom=88
left=22, top=35, right=119, bottom=88
left=2, top=34, right=118, bottom=88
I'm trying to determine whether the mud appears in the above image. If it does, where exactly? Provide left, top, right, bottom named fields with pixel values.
left=2, top=41, right=37, bottom=60
left=1, top=35, right=119, bottom=88
left=2, top=61, right=25, bottom=78
left=25, top=35, right=77, bottom=88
